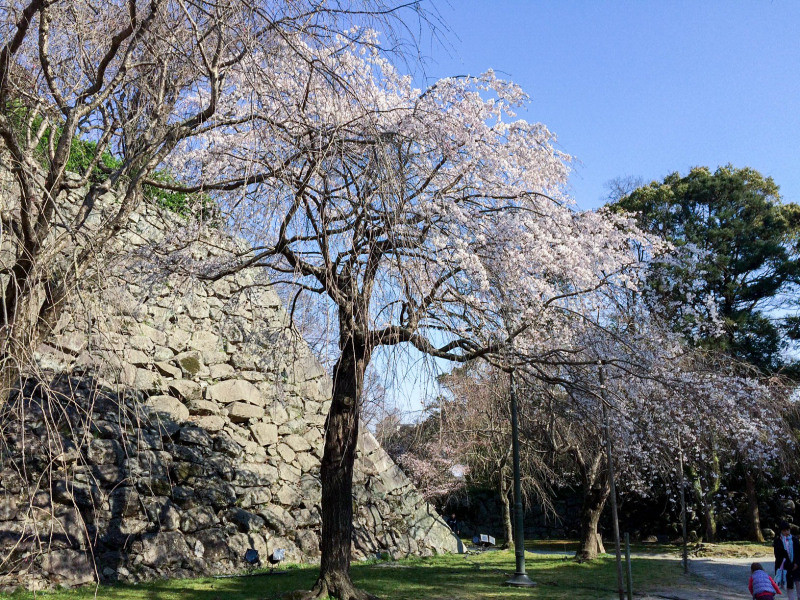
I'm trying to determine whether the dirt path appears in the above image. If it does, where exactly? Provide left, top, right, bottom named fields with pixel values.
left=641, top=553, right=773, bottom=600
left=528, top=548, right=773, bottom=599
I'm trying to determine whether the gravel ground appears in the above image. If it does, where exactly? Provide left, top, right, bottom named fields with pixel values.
left=640, top=553, right=774, bottom=600
left=529, top=548, right=775, bottom=599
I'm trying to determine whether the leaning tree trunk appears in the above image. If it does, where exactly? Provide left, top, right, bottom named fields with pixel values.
left=0, top=256, right=38, bottom=404
left=305, top=331, right=375, bottom=600
left=745, top=471, right=764, bottom=543
left=500, top=478, right=513, bottom=550
left=0, top=270, right=78, bottom=404
left=0, top=217, right=88, bottom=405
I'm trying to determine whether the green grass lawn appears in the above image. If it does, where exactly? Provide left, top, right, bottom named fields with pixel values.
left=1, top=550, right=692, bottom=600
left=688, top=540, right=773, bottom=558
left=523, top=538, right=774, bottom=558
left=504, top=538, right=682, bottom=555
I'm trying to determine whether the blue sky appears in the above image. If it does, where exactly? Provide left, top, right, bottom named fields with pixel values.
left=415, top=1, right=800, bottom=210
left=382, top=1, right=800, bottom=420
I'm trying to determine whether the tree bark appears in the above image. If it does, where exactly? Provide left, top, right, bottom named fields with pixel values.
left=0, top=274, right=39, bottom=404
left=702, top=503, right=717, bottom=543
left=691, top=472, right=717, bottom=543
left=706, top=446, right=721, bottom=543
left=500, top=478, right=513, bottom=550
left=306, top=328, right=376, bottom=600
left=577, top=485, right=608, bottom=560
left=575, top=448, right=608, bottom=561
left=0, top=352, right=21, bottom=405
left=745, top=471, right=764, bottom=543
left=0, top=259, right=75, bottom=404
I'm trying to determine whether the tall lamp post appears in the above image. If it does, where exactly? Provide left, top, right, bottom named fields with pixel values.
left=504, top=368, right=536, bottom=587
left=678, top=441, right=689, bottom=575
left=599, top=365, right=625, bottom=600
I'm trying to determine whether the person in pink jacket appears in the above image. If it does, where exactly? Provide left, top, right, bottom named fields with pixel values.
left=751, top=562, right=783, bottom=600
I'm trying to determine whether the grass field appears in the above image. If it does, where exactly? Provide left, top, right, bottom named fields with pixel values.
left=1, top=549, right=695, bottom=600
left=523, top=538, right=773, bottom=558
left=686, top=541, right=772, bottom=558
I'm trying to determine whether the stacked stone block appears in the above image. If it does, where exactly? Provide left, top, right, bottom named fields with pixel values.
left=0, top=184, right=457, bottom=590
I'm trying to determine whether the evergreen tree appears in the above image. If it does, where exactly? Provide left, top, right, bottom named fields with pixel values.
left=612, top=165, right=800, bottom=376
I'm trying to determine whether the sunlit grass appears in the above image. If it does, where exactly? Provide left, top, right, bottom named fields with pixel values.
left=2, top=549, right=694, bottom=600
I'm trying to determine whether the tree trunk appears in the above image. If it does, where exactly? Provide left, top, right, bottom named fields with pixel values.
left=702, top=503, right=717, bottom=543
left=577, top=486, right=608, bottom=561
left=0, top=283, right=37, bottom=404
left=575, top=449, right=608, bottom=561
left=691, top=472, right=718, bottom=543
left=0, top=273, right=74, bottom=404
left=500, top=478, right=513, bottom=550
left=0, top=243, right=76, bottom=404
left=306, top=330, right=375, bottom=600
left=0, top=255, right=34, bottom=404
left=745, top=471, right=764, bottom=543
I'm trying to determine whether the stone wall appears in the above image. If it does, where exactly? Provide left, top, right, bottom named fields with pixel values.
left=443, top=490, right=582, bottom=541
left=0, top=181, right=457, bottom=590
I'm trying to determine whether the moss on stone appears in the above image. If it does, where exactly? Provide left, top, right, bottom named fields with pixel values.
left=178, top=354, right=201, bottom=377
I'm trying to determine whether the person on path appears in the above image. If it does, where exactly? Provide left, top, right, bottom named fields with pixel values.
left=750, top=562, right=782, bottom=600
left=774, top=521, right=800, bottom=600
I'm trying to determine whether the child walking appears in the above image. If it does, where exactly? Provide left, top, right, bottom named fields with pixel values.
left=750, top=562, right=782, bottom=600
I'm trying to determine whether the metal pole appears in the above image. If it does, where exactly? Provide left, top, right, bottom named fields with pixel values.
left=679, top=443, right=689, bottom=575
left=504, top=369, right=536, bottom=587
left=600, top=366, right=625, bottom=600
left=624, top=532, right=633, bottom=600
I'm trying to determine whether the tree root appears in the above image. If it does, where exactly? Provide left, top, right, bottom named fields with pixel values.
left=289, top=572, right=379, bottom=600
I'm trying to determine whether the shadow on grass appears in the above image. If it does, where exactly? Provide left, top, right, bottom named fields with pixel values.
left=352, top=553, right=681, bottom=600
left=5, top=568, right=318, bottom=600
left=4, top=552, right=686, bottom=600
